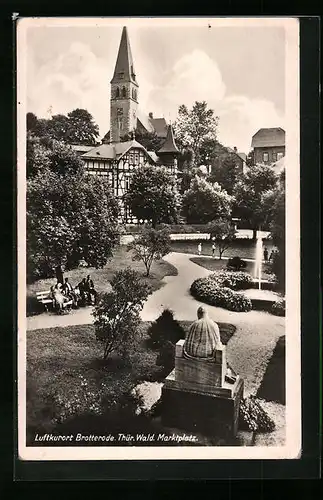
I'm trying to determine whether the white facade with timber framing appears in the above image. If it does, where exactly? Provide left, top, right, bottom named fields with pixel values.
left=82, top=140, right=157, bottom=223
left=80, top=25, right=179, bottom=224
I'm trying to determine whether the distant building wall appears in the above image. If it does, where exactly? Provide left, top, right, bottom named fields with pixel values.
left=253, top=146, right=285, bottom=165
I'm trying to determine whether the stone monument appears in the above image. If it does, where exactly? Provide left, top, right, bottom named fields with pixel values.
left=161, top=307, right=244, bottom=439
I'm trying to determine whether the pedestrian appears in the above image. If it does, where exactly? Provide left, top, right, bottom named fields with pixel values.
left=264, top=246, right=268, bottom=262
left=198, top=242, right=202, bottom=256
left=212, top=242, right=216, bottom=258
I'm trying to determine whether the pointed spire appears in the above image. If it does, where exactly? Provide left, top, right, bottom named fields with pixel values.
left=111, top=26, right=138, bottom=85
left=157, top=125, right=180, bottom=155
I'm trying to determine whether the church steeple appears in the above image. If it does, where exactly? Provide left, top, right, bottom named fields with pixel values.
left=111, top=26, right=138, bottom=86
left=110, top=26, right=139, bottom=143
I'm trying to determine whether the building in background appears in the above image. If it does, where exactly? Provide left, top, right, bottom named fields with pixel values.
left=78, top=26, right=179, bottom=224
left=251, top=127, right=285, bottom=166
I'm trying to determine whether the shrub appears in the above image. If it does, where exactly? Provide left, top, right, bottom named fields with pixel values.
left=239, top=397, right=276, bottom=432
left=93, top=268, right=150, bottom=360
left=271, top=298, right=285, bottom=316
left=156, top=340, right=176, bottom=376
left=190, top=277, right=252, bottom=312
left=147, top=308, right=186, bottom=348
left=226, top=256, right=247, bottom=271
left=209, top=270, right=253, bottom=290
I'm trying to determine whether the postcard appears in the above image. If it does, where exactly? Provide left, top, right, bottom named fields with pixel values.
left=17, top=16, right=301, bottom=461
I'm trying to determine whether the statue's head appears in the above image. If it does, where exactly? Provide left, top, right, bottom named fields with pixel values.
left=197, top=306, right=207, bottom=319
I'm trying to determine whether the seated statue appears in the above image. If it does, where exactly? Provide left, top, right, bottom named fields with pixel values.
left=183, top=306, right=223, bottom=361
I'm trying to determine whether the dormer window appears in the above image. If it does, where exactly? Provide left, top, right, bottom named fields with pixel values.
left=122, top=86, right=126, bottom=98
left=118, top=72, right=124, bottom=79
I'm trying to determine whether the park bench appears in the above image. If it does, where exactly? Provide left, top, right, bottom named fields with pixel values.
left=36, top=291, right=54, bottom=312
left=36, top=290, right=73, bottom=314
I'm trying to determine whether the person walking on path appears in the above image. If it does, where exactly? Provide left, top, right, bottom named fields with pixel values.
left=197, top=242, right=202, bottom=256
left=212, top=242, right=216, bottom=258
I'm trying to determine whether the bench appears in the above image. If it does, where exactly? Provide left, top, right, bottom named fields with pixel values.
left=36, top=291, right=54, bottom=312
left=36, top=290, right=73, bottom=314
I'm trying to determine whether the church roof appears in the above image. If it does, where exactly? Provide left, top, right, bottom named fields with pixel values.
left=149, top=117, right=167, bottom=138
left=81, top=140, right=156, bottom=163
left=110, top=26, right=138, bottom=86
left=157, top=125, right=180, bottom=155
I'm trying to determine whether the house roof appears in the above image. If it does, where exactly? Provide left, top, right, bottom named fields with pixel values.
left=251, top=127, right=285, bottom=148
left=110, top=27, right=138, bottom=86
left=157, top=125, right=180, bottom=155
left=81, top=140, right=156, bottom=163
left=70, top=144, right=95, bottom=153
left=226, top=147, right=247, bottom=163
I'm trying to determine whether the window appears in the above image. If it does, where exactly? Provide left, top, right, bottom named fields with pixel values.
left=129, top=153, right=134, bottom=164
left=134, top=152, right=140, bottom=164
left=118, top=72, right=124, bottom=79
left=263, top=152, right=269, bottom=162
left=122, top=86, right=126, bottom=98
left=272, top=152, right=277, bottom=162
left=115, top=87, right=120, bottom=98
left=277, top=152, right=284, bottom=160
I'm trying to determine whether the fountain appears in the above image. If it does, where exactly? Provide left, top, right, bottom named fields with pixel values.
left=243, top=230, right=280, bottom=309
left=254, top=231, right=263, bottom=290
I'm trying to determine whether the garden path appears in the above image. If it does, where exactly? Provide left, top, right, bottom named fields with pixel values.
left=27, top=252, right=285, bottom=398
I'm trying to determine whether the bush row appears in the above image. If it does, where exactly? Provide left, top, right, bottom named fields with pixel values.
left=190, top=276, right=252, bottom=312
left=271, top=298, right=286, bottom=316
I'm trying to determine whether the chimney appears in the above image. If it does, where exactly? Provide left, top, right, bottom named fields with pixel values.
left=149, top=112, right=153, bottom=119
left=234, top=146, right=237, bottom=152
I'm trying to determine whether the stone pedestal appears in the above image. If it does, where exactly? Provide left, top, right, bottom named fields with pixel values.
left=161, top=339, right=244, bottom=439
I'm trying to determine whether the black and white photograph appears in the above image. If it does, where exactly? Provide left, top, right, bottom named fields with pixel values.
left=17, top=17, right=300, bottom=460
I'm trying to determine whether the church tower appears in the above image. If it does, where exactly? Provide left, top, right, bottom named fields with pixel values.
left=110, top=26, right=139, bottom=143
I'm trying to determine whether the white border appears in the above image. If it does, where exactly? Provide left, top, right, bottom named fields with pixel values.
left=17, top=16, right=301, bottom=461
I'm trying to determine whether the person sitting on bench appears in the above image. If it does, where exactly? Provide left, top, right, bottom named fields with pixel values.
left=52, top=285, right=71, bottom=314
left=77, top=278, right=88, bottom=304
left=85, top=274, right=97, bottom=305
left=62, top=277, right=78, bottom=307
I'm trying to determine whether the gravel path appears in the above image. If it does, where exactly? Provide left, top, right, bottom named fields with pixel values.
left=27, top=252, right=285, bottom=398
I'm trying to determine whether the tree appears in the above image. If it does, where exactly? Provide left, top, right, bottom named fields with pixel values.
left=173, top=101, right=219, bottom=166
left=208, top=218, right=237, bottom=259
left=233, top=164, right=278, bottom=239
left=26, top=136, right=85, bottom=179
left=26, top=133, right=52, bottom=178
left=208, top=153, right=240, bottom=195
left=125, top=164, right=180, bottom=228
left=26, top=109, right=100, bottom=145
left=66, top=108, right=99, bottom=145
left=182, top=177, right=232, bottom=224
left=266, top=178, right=285, bottom=291
left=93, top=268, right=150, bottom=360
left=27, top=168, right=120, bottom=281
left=128, top=226, right=171, bottom=277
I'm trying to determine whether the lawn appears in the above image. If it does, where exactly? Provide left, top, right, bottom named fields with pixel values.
left=27, top=245, right=178, bottom=316
left=256, top=336, right=285, bottom=405
left=190, top=256, right=272, bottom=280
left=170, top=239, right=274, bottom=260
left=26, top=321, right=236, bottom=444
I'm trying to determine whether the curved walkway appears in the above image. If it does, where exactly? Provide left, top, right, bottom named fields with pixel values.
left=27, top=252, right=285, bottom=397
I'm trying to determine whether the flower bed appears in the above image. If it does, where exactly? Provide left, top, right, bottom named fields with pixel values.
left=190, top=274, right=252, bottom=313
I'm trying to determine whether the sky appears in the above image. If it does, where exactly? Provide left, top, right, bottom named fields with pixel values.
left=24, top=19, right=286, bottom=153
